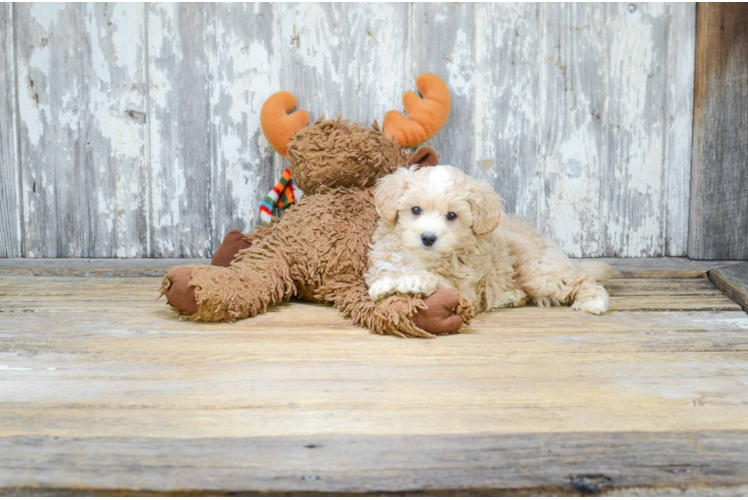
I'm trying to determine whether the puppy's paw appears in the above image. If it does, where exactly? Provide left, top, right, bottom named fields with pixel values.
left=369, top=277, right=397, bottom=302
left=573, top=292, right=609, bottom=315
left=494, top=289, right=529, bottom=309
left=395, top=274, right=438, bottom=297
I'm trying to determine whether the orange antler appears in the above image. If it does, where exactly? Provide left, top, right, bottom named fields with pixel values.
left=383, top=73, right=451, bottom=149
left=261, top=91, right=310, bottom=157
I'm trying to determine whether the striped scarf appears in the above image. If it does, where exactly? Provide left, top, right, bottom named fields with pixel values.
left=259, top=168, right=302, bottom=224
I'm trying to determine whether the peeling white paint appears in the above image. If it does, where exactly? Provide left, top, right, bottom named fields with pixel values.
left=445, top=30, right=474, bottom=98
left=29, top=3, right=64, bottom=31
left=17, top=38, right=51, bottom=148
left=602, top=3, right=669, bottom=257
left=278, top=3, right=343, bottom=118
left=340, top=4, right=406, bottom=125
left=87, top=4, right=144, bottom=159
left=542, top=128, right=603, bottom=257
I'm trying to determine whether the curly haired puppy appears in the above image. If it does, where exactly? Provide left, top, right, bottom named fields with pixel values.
left=365, top=165, right=613, bottom=316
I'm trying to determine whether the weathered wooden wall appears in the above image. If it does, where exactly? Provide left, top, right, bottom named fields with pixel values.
left=0, top=3, right=696, bottom=258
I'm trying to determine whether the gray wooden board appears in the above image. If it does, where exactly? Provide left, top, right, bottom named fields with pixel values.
left=0, top=258, right=210, bottom=277
left=83, top=3, right=149, bottom=260
left=604, top=3, right=673, bottom=258
left=537, top=3, right=607, bottom=257
left=665, top=3, right=697, bottom=257
left=710, top=262, right=748, bottom=312
left=147, top=3, right=212, bottom=258
left=2, top=488, right=748, bottom=500
left=14, top=4, right=149, bottom=259
left=0, top=257, right=743, bottom=279
left=209, top=4, right=278, bottom=251
left=2, top=431, right=748, bottom=495
left=5, top=3, right=697, bottom=258
left=688, top=3, right=748, bottom=260
left=16, top=3, right=87, bottom=258
left=1, top=486, right=748, bottom=500
left=0, top=4, right=21, bottom=258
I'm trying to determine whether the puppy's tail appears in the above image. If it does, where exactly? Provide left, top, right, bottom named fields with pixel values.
left=576, top=260, right=615, bottom=283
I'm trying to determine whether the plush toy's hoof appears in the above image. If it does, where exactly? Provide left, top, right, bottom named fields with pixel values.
left=211, top=229, right=252, bottom=267
left=413, top=288, right=465, bottom=334
left=164, top=267, right=199, bottom=314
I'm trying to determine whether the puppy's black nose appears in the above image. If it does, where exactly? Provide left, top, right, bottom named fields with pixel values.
left=421, top=233, right=437, bottom=247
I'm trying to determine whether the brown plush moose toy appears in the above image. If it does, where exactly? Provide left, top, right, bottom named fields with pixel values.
left=160, top=73, right=473, bottom=337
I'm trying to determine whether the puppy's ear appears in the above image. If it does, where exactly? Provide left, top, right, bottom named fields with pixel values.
left=467, top=178, right=503, bottom=238
left=374, top=167, right=411, bottom=224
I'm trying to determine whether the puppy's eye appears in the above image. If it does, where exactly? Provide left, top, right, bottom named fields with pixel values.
left=446, top=212, right=458, bottom=221
left=411, top=207, right=422, bottom=215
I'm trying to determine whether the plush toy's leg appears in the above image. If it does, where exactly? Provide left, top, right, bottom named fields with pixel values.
left=211, top=224, right=275, bottom=267
left=211, top=230, right=252, bottom=267
left=160, top=250, right=295, bottom=321
left=319, top=275, right=474, bottom=338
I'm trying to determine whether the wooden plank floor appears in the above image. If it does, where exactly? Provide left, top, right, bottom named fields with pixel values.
left=1, top=261, right=748, bottom=495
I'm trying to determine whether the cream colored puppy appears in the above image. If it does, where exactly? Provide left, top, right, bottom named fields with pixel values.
left=365, top=165, right=613, bottom=315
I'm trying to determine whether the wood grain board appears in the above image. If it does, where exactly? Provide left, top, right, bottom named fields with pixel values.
left=689, top=3, right=748, bottom=260
left=0, top=3, right=697, bottom=258
left=710, top=262, right=748, bottom=312
left=0, top=4, right=21, bottom=258
left=0, top=256, right=744, bottom=279
left=1, top=263, right=747, bottom=494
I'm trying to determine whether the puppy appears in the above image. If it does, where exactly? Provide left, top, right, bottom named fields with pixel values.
left=365, top=165, right=613, bottom=317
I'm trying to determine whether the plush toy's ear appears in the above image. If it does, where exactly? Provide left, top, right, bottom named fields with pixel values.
left=383, top=73, right=451, bottom=148
left=466, top=178, right=503, bottom=238
left=408, top=146, right=439, bottom=167
left=261, top=91, right=310, bottom=157
left=374, top=167, right=412, bottom=224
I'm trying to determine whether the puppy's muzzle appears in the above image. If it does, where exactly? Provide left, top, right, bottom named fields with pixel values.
left=421, top=233, right=437, bottom=247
